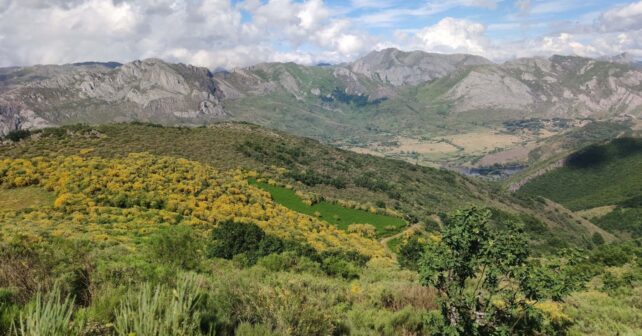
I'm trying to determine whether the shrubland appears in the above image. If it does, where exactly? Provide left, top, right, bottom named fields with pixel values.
left=0, top=123, right=640, bottom=335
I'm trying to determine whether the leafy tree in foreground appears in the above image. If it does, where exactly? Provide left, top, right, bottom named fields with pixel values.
left=420, top=208, right=581, bottom=335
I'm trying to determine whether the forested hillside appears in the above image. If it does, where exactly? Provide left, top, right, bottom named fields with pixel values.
left=519, top=137, right=642, bottom=240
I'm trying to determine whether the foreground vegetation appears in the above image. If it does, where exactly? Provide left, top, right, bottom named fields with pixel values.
left=1, top=123, right=641, bottom=335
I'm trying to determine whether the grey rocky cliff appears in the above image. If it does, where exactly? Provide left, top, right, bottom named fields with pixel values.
left=0, top=59, right=225, bottom=136
left=438, top=55, right=642, bottom=118
left=349, top=48, right=493, bottom=86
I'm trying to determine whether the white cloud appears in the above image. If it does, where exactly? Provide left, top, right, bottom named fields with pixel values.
left=515, top=0, right=530, bottom=13
left=412, top=18, right=490, bottom=55
left=0, top=0, right=641, bottom=69
left=596, top=0, right=642, bottom=32
left=0, top=0, right=372, bottom=69
left=356, top=0, right=498, bottom=27
left=349, top=0, right=395, bottom=9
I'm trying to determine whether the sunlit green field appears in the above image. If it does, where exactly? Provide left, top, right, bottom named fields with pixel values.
left=250, top=179, right=406, bottom=237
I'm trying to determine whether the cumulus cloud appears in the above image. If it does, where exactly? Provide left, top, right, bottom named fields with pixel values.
left=0, top=0, right=372, bottom=69
left=0, top=0, right=641, bottom=69
left=596, top=1, right=642, bottom=32
left=408, top=18, right=495, bottom=56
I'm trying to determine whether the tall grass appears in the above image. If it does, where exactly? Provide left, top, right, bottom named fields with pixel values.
left=12, top=286, right=80, bottom=336
left=113, top=273, right=203, bottom=336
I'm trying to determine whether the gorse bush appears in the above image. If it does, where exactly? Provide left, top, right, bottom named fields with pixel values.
left=0, top=153, right=386, bottom=257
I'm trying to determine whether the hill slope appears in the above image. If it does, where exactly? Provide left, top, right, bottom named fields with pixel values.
left=0, top=122, right=614, bottom=248
left=518, top=137, right=642, bottom=239
left=518, top=137, right=642, bottom=211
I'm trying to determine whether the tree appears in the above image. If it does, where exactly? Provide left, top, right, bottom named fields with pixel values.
left=420, top=208, right=579, bottom=335
left=591, top=232, right=605, bottom=246
left=208, top=220, right=284, bottom=264
left=5, top=129, right=31, bottom=142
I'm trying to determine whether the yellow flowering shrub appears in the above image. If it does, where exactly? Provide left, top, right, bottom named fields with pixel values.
left=0, top=153, right=388, bottom=257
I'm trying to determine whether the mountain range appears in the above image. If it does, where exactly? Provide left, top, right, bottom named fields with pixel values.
left=1, top=48, right=641, bottom=168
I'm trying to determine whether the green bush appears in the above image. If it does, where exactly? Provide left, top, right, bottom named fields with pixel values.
left=397, top=235, right=424, bottom=271
left=592, top=232, right=605, bottom=246
left=321, top=256, right=359, bottom=280
left=255, top=252, right=321, bottom=274
left=208, top=221, right=284, bottom=264
left=590, top=244, right=631, bottom=267
left=5, top=130, right=31, bottom=142
left=150, top=225, right=203, bottom=270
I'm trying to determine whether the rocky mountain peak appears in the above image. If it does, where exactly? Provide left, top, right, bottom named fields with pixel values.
left=349, top=48, right=492, bottom=86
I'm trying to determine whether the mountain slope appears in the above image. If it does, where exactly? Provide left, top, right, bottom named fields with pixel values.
left=518, top=137, right=642, bottom=211
left=0, top=122, right=615, bottom=248
left=517, top=137, right=642, bottom=239
left=2, top=50, right=641, bottom=139
left=348, top=48, right=492, bottom=86
left=1, top=49, right=641, bottom=170
left=0, top=59, right=225, bottom=135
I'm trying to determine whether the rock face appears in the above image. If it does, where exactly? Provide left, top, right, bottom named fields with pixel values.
left=0, top=59, right=225, bottom=136
left=442, top=55, right=642, bottom=118
left=349, top=48, right=493, bottom=86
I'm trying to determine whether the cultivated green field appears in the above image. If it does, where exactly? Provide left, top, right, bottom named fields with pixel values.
left=250, top=179, right=407, bottom=237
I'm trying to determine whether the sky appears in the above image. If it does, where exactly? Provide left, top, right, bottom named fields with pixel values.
left=0, top=0, right=641, bottom=69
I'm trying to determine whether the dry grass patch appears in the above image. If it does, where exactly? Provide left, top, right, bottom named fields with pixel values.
left=576, top=205, right=617, bottom=220
left=445, top=132, right=522, bottom=153
left=0, top=186, right=55, bottom=211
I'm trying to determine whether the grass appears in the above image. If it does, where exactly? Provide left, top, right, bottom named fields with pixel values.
left=250, top=180, right=407, bottom=237
left=386, top=237, right=402, bottom=253
left=565, top=288, right=642, bottom=336
left=0, top=187, right=55, bottom=211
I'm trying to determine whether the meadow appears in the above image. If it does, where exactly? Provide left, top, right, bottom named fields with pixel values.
left=0, top=186, right=55, bottom=211
left=250, top=179, right=407, bottom=237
